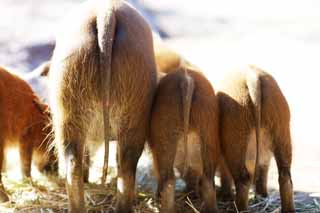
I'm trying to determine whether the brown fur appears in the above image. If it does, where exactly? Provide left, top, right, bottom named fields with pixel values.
left=30, top=42, right=183, bottom=77
left=154, top=41, right=199, bottom=75
left=29, top=41, right=197, bottom=185
left=217, top=65, right=295, bottom=212
left=154, top=42, right=182, bottom=74
left=25, top=42, right=187, bottom=184
left=149, top=67, right=220, bottom=213
left=0, top=66, right=55, bottom=202
left=48, top=0, right=157, bottom=212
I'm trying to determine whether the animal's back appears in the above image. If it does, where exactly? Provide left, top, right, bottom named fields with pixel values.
left=151, top=68, right=219, bottom=176
left=151, top=69, right=217, bottom=134
left=218, top=65, right=290, bottom=127
left=217, top=64, right=291, bottom=180
left=0, top=67, right=39, bottom=140
left=217, top=65, right=295, bottom=212
left=217, top=66, right=259, bottom=135
left=49, top=0, right=156, bottom=138
left=187, top=70, right=218, bottom=133
left=250, top=65, right=290, bottom=131
left=49, top=1, right=157, bottom=211
left=153, top=42, right=182, bottom=74
left=109, top=1, right=156, bottom=124
left=185, top=70, right=220, bottom=175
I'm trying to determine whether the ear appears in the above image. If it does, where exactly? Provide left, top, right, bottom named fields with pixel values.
left=39, top=61, right=51, bottom=77
left=32, top=99, right=49, bottom=115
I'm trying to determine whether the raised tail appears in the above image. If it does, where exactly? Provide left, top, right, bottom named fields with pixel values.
left=246, top=65, right=262, bottom=181
left=180, top=69, right=195, bottom=177
left=96, top=2, right=117, bottom=184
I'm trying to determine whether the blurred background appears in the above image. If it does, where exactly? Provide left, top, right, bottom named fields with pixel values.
left=0, top=0, right=319, bottom=203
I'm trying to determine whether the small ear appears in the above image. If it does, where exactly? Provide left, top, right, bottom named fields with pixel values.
left=33, top=99, right=49, bottom=114
left=39, top=61, right=51, bottom=77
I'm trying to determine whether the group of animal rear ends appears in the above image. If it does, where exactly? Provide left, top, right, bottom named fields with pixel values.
left=0, top=0, right=295, bottom=212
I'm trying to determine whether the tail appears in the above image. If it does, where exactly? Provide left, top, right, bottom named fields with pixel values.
left=246, top=66, right=262, bottom=181
left=96, top=2, right=117, bottom=184
left=180, top=69, right=194, bottom=177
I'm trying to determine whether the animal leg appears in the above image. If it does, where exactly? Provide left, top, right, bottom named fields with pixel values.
left=115, top=128, right=145, bottom=213
left=0, top=141, right=9, bottom=202
left=273, top=132, right=295, bottom=213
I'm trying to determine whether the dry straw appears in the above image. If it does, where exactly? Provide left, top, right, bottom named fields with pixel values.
left=0, top=173, right=319, bottom=213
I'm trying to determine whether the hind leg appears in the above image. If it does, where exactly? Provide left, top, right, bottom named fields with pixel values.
left=273, top=133, right=295, bottom=213
left=198, top=134, right=219, bottom=213
left=226, top=142, right=254, bottom=211
left=149, top=134, right=177, bottom=213
left=0, top=139, right=9, bottom=202
left=64, top=141, right=85, bottom=213
left=115, top=128, right=145, bottom=213
left=184, top=167, right=200, bottom=197
left=101, top=140, right=109, bottom=184
left=255, top=162, right=271, bottom=198
left=233, top=167, right=253, bottom=212
left=182, top=142, right=202, bottom=198
left=57, top=119, right=86, bottom=213
left=222, top=134, right=253, bottom=211
left=255, top=131, right=273, bottom=198
left=19, top=135, right=33, bottom=179
left=218, top=158, right=234, bottom=201
left=83, top=148, right=90, bottom=183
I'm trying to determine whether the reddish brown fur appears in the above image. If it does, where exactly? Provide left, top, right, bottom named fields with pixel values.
left=48, top=1, right=157, bottom=212
left=149, top=67, right=220, bottom=213
left=217, top=65, right=295, bottom=212
left=0, top=66, right=55, bottom=202
left=25, top=42, right=184, bottom=184
left=30, top=42, right=183, bottom=78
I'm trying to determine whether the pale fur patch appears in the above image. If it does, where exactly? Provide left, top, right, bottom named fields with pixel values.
left=66, top=159, right=72, bottom=186
left=117, top=177, right=124, bottom=194
left=245, top=128, right=273, bottom=174
left=245, top=129, right=257, bottom=176
left=174, top=132, right=203, bottom=177
left=259, top=128, right=273, bottom=166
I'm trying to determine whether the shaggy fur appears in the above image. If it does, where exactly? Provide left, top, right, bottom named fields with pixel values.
left=48, top=0, right=157, bottom=212
left=0, top=66, right=55, bottom=202
left=149, top=67, right=220, bottom=213
left=217, top=65, right=295, bottom=212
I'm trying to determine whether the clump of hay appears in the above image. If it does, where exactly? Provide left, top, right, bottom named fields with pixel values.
left=0, top=172, right=319, bottom=213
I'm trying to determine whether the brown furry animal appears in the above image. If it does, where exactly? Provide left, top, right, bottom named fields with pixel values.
left=149, top=67, right=220, bottom=213
left=154, top=42, right=182, bottom=74
left=217, top=65, right=295, bottom=212
left=33, top=42, right=187, bottom=78
left=154, top=41, right=198, bottom=75
left=48, top=0, right=157, bottom=212
left=0, top=66, right=55, bottom=202
left=24, top=42, right=183, bottom=184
